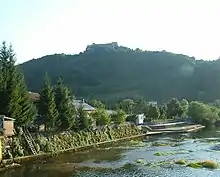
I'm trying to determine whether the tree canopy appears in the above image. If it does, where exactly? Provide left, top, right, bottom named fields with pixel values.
left=111, top=109, right=126, bottom=124
left=166, top=98, right=183, bottom=118
left=89, top=100, right=105, bottom=109
left=92, top=109, right=111, bottom=126
left=147, top=105, right=160, bottom=119
left=188, top=101, right=220, bottom=126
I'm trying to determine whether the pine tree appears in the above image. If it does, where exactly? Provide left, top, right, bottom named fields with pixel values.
left=38, top=73, right=59, bottom=131
left=76, top=107, right=90, bottom=131
left=0, top=41, right=12, bottom=115
left=0, top=42, right=37, bottom=126
left=54, top=77, right=76, bottom=130
left=15, top=71, right=37, bottom=126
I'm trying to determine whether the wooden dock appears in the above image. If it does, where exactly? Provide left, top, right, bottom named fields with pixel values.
left=148, top=121, right=187, bottom=128
left=142, top=123, right=205, bottom=134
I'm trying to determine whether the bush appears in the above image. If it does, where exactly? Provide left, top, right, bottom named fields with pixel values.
left=111, top=110, right=126, bottom=124
left=92, top=109, right=111, bottom=126
left=188, top=101, right=220, bottom=126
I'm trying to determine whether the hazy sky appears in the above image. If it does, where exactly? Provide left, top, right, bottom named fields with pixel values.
left=1, top=0, right=220, bottom=63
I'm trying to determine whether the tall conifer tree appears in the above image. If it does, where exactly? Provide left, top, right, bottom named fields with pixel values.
left=0, top=41, right=37, bottom=126
left=76, top=107, right=90, bottom=131
left=54, top=77, right=76, bottom=130
left=38, top=73, right=58, bottom=131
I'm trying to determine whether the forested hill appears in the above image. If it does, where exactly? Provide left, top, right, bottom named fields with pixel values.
left=20, top=42, right=220, bottom=104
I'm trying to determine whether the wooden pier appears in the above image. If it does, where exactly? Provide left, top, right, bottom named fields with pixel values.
left=142, top=123, right=205, bottom=134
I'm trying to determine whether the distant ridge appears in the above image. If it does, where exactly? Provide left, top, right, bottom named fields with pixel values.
left=20, top=43, right=220, bottom=104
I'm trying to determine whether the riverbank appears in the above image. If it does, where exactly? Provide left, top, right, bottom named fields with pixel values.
left=1, top=127, right=220, bottom=177
left=2, top=124, right=143, bottom=163
left=9, top=132, right=160, bottom=165
left=0, top=123, right=205, bottom=171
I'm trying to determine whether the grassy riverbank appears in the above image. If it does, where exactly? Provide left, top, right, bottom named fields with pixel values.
left=2, top=124, right=143, bottom=160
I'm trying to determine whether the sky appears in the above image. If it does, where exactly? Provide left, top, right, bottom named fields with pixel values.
left=1, top=0, right=220, bottom=63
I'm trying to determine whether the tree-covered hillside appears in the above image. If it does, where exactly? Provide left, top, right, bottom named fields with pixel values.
left=20, top=43, right=220, bottom=104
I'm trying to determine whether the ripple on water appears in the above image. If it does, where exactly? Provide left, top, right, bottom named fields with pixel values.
left=73, top=163, right=220, bottom=177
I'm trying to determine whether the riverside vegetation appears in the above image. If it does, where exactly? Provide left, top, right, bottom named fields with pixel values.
left=3, top=124, right=142, bottom=159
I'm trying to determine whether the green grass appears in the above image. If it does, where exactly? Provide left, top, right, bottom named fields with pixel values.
left=154, top=150, right=189, bottom=156
left=175, top=159, right=187, bottom=165
left=151, top=142, right=170, bottom=147
left=174, top=159, right=218, bottom=169
left=145, top=160, right=171, bottom=168
left=129, top=140, right=146, bottom=147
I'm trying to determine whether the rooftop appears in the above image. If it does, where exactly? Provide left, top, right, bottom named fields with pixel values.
left=28, top=91, right=40, bottom=101
left=73, top=100, right=96, bottom=111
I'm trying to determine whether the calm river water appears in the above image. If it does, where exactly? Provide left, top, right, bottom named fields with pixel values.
left=1, top=128, right=220, bottom=177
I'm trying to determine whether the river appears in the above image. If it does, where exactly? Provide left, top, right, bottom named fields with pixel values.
left=1, top=128, right=220, bottom=177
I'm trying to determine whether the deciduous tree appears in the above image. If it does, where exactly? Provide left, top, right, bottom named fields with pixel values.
left=166, top=98, right=183, bottom=118
left=188, top=101, right=220, bottom=126
left=111, top=109, right=126, bottom=124
left=90, top=100, right=105, bottom=109
left=147, top=104, right=160, bottom=120
left=119, top=99, right=135, bottom=114
left=92, top=109, right=111, bottom=126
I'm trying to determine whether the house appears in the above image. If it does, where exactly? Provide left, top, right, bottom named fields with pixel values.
left=28, top=91, right=40, bottom=102
left=135, top=114, right=146, bottom=125
left=72, top=99, right=96, bottom=113
left=0, top=115, right=15, bottom=137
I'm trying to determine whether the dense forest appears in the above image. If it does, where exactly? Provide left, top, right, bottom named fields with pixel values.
left=21, top=42, right=220, bottom=104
